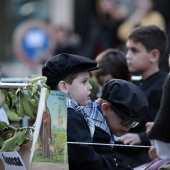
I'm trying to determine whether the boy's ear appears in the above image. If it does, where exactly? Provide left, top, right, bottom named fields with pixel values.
left=101, top=103, right=110, bottom=116
left=150, top=49, right=160, bottom=62
left=58, top=81, right=68, bottom=94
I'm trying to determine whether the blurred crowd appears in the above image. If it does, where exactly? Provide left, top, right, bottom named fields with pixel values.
left=1, top=0, right=170, bottom=76
left=52, top=0, right=170, bottom=72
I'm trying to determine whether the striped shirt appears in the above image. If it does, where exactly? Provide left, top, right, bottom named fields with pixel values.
left=67, top=98, right=113, bottom=141
left=82, top=100, right=111, bottom=137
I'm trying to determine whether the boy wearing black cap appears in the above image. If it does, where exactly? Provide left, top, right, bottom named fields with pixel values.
left=42, top=53, right=148, bottom=170
left=84, top=79, right=148, bottom=155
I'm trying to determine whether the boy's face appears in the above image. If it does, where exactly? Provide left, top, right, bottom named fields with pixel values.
left=66, top=72, right=92, bottom=106
left=102, top=103, right=132, bottom=137
left=125, top=39, right=152, bottom=73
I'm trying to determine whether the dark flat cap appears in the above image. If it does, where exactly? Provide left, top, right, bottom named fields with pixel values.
left=42, top=53, right=98, bottom=89
left=101, top=79, right=148, bottom=121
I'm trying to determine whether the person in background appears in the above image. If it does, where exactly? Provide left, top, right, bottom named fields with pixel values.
left=91, top=48, right=131, bottom=99
left=135, top=73, right=170, bottom=170
left=145, top=54, right=170, bottom=149
left=52, top=25, right=81, bottom=55
left=79, top=0, right=128, bottom=59
left=114, top=25, right=169, bottom=167
left=42, top=53, right=148, bottom=170
left=117, top=0, right=166, bottom=43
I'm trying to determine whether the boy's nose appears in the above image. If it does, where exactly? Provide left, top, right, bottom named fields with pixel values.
left=125, top=52, right=130, bottom=59
left=89, top=83, right=92, bottom=90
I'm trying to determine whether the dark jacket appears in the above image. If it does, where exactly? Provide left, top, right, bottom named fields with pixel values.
left=114, top=71, right=168, bottom=168
left=67, top=108, right=133, bottom=170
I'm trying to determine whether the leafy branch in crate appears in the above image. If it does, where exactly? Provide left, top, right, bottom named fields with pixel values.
left=0, top=76, right=50, bottom=151
left=1, top=76, right=50, bottom=121
left=0, top=121, right=34, bottom=151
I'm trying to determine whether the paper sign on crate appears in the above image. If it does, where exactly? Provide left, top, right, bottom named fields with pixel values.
left=31, top=90, right=68, bottom=168
left=0, top=151, right=27, bottom=170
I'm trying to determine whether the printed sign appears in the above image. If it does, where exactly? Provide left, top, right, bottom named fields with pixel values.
left=0, top=151, right=27, bottom=170
left=32, top=90, right=68, bottom=166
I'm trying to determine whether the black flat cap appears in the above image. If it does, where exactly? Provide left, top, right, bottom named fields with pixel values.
left=42, top=53, right=98, bottom=89
left=101, top=79, right=148, bottom=121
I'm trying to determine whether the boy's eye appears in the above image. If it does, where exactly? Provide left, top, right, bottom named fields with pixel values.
left=82, top=78, right=89, bottom=84
left=131, top=48, right=138, bottom=53
left=83, top=79, right=88, bottom=84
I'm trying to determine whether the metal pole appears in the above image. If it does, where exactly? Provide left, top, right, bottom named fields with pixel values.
left=0, top=82, right=28, bottom=89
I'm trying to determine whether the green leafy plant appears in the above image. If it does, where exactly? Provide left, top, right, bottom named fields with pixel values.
left=0, top=76, right=50, bottom=151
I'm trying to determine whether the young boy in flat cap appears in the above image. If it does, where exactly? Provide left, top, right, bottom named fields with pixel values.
left=84, top=79, right=148, bottom=157
left=42, top=53, right=148, bottom=170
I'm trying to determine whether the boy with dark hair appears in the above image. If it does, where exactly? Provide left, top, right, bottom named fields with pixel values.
left=90, top=48, right=131, bottom=100
left=114, top=25, right=168, bottom=167
left=95, top=48, right=131, bottom=84
left=42, top=53, right=148, bottom=170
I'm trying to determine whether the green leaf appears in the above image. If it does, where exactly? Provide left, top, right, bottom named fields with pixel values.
left=0, top=136, right=4, bottom=148
left=6, top=109, right=20, bottom=122
left=0, top=121, right=7, bottom=131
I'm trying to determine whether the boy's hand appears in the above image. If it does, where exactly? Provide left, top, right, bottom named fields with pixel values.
left=148, top=147, right=159, bottom=160
left=118, top=133, right=141, bottom=145
left=146, top=122, right=154, bottom=135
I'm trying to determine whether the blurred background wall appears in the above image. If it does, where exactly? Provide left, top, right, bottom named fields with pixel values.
left=0, top=0, right=170, bottom=77
left=0, top=0, right=74, bottom=77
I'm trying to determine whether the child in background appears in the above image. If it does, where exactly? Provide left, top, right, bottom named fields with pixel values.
left=42, top=53, right=148, bottom=170
left=114, top=25, right=168, bottom=167
left=92, top=48, right=131, bottom=99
